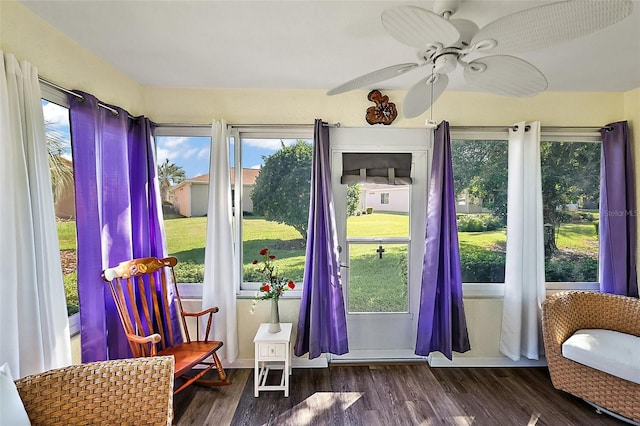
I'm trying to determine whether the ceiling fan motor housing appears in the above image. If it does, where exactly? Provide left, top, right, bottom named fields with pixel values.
left=434, top=53, right=458, bottom=74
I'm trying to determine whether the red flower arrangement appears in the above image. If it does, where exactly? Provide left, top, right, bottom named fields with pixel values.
left=252, top=248, right=295, bottom=302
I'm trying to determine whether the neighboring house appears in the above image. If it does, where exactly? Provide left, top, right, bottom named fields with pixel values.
left=358, top=184, right=488, bottom=215
left=54, top=157, right=75, bottom=219
left=359, top=183, right=409, bottom=213
left=172, top=168, right=259, bottom=217
left=456, top=189, right=490, bottom=214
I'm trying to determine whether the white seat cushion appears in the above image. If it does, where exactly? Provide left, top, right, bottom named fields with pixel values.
left=562, top=329, right=640, bottom=385
left=0, top=363, right=31, bottom=425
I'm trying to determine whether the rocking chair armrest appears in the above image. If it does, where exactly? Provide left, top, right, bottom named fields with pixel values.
left=182, top=307, right=219, bottom=318
left=128, top=333, right=162, bottom=345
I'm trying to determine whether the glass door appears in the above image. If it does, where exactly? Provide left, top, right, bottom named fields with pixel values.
left=329, top=127, right=430, bottom=361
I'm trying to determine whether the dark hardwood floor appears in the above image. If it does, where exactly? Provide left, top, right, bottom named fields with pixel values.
left=173, top=364, right=626, bottom=425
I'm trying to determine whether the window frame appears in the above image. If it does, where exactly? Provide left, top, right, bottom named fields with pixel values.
left=539, top=134, right=602, bottom=289
left=450, top=128, right=603, bottom=298
left=231, top=127, right=313, bottom=297
left=41, top=83, right=81, bottom=334
left=154, top=126, right=212, bottom=299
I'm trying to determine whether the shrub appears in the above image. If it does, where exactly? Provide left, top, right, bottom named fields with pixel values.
left=63, top=272, right=79, bottom=316
left=174, top=262, right=205, bottom=283
left=243, top=264, right=263, bottom=282
left=566, top=211, right=595, bottom=223
left=459, top=245, right=506, bottom=282
left=366, top=207, right=374, bottom=215
left=457, top=214, right=502, bottom=232
left=545, top=256, right=598, bottom=282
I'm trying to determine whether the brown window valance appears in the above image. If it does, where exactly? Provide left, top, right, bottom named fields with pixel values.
left=341, top=153, right=412, bottom=185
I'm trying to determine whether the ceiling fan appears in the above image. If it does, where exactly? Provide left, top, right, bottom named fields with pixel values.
left=327, top=0, right=633, bottom=118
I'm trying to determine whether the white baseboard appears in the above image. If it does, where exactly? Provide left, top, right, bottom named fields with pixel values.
left=221, top=354, right=546, bottom=369
left=222, top=355, right=328, bottom=369
left=428, top=354, right=548, bottom=368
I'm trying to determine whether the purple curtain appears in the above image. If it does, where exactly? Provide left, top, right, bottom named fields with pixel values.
left=416, top=121, right=470, bottom=359
left=294, top=119, right=348, bottom=359
left=599, top=121, right=638, bottom=297
left=70, top=92, right=181, bottom=362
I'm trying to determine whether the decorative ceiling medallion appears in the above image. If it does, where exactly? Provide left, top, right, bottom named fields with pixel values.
left=365, top=90, right=397, bottom=125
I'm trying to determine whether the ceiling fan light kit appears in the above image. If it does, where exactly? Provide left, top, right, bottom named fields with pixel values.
left=327, top=0, right=633, bottom=118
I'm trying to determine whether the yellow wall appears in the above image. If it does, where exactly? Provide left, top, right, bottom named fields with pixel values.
left=143, top=87, right=625, bottom=128
left=3, top=0, right=639, bottom=365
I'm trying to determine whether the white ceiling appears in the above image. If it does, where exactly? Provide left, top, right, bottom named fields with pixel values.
left=19, top=0, right=640, bottom=93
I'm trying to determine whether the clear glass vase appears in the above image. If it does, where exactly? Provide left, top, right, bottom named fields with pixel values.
left=268, top=298, right=281, bottom=333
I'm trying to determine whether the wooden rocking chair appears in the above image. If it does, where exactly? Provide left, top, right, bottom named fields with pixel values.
left=101, top=256, right=231, bottom=394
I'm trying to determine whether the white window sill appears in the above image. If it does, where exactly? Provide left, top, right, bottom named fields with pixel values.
left=69, top=313, right=80, bottom=336
left=461, top=282, right=600, bottom=298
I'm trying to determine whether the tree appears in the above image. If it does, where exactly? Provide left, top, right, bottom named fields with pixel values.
left=251, top=140, right=313, bottom=240
left=451, top=139, right=600, bottom=256
left=451, top=140, right=508, bottom=223
left=46, top=126, right=74, bottom=203
left=158, top=158, right=186, bottom=203
left=346, top=183, right=361, bottom=216
left=540, top=141, right=600, bottom=254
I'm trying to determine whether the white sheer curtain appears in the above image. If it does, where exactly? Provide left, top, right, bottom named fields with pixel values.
left=202, top=119, right=238, bottom=363
left=0, top=52, right=71, bottom=377
left=500, top=121, right=545, bottom=361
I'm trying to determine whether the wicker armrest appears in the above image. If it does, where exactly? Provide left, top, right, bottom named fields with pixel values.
left=543, top=291, right=640, bottom=359
left=15, top=356, right=174, bottom=426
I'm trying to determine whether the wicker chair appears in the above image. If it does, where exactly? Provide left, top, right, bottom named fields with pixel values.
left=542, top=291, right=640, bottom=422
left=14, top=356, right=174, bottom=426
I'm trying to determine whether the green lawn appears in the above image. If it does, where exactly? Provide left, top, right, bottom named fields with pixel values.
left=56, top=221, right=76, bottom=250
left=56, top=212, right=600, bottom=314
left=347, top=211, right=409, bottom=237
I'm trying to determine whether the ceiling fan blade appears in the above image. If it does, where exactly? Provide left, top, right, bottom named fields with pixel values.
left=382, top=5, right=460, bottom=49
left=471, top=0, right=633, bottom=54
left=403, top=73, right=449, bottom=119
left=464, top=55, right=548, bottom=97
left=327, top=63, right=419, bottom=95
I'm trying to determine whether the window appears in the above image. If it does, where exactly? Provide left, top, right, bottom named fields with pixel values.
left=42, top=97, right=77, bottom=316
left=346, top=183, right=410, bottom=313
left=540, top=139, right=600, bottom=283
left=451, top=138, right=508, bottom=284
left=450, top=131, right=601, bottom=289
left=155, top=129, right=212, bottom=283
left=235, top=130, right=313, bottom=290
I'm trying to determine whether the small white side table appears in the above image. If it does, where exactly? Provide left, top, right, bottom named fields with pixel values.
left=254, top=322, right=293, bottom=397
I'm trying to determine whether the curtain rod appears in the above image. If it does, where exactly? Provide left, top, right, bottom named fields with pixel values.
left=39, top=77, right=131, bottom=118
left=155, top=122, right=341, bottom=129
left=451, top=125, right=611, bottom=132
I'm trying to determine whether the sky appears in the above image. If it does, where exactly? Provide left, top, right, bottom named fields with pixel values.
left=42, top=100, right=310, bottom=179
left=155, top=136, right=309, bottom=179
left=42, top=100, right=72, bottom=160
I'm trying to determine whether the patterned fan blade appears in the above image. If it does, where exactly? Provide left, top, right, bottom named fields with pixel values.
left=382, top=5, right=460, bottom=49
left=464, top=55, right=548, bottom=97
left=403, top=73, right=449, bottom=118
left=327, top=63, right=418, bottom=95
left=471, top=0, right=633, bottom=54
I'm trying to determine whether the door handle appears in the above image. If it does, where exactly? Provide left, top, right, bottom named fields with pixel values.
left=340, top=263, right=349, bottom=268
